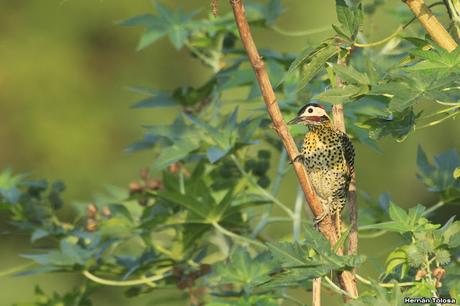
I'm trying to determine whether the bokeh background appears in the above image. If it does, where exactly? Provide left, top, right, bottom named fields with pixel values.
left=0, top=0, right=459, bottom=305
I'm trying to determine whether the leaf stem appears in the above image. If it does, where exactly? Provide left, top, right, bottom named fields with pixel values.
left=423, top=200, right=446, bottom=215
left=271, top=148, right=288, bottom=196
left=355, top=273, right=417, bottom=288
left=358, top=230, right=388, bottom=238
left=416, top=110, right=460, bottom=130
left=82, top=269, right=170, bottom=287
left=0, top=262, right=36, bottom=277
left=354, top=26, right=403, bottom=48
left=179, top=168, right=185, bottom=195
left=270, top=25, right=331, bottom=37
left=423, top=197, right=460, bottom=215
left=251, top=149, right=290, bottom=237
left=230, top=154, right=294, bottom=219
left=293, top=186, right=303, bottom=241
left=212, top=221, right=267, bottom=249
left=354, top=2, right=445, bottom=49
left=184, top=41, right=220, bottom=72
left=323, top=276, right=356, bottom=299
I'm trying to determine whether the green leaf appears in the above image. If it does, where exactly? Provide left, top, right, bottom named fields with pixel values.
left=416, top=147, right=460, bottom=193
left=22, top=239, right=94, bottom=269
left=186, top=114, right=230, bottom=148
left=408, top=45, right=460, bottom=73
left=384, top=248, right=408, bottom=276
left=283, top=39, right=338, bottom=90
left=122, top=1, right=197, bottom=50
left=417, top=146, right=435, bottom=178
left=346, top=282, right=404, bottom=306
left=168, top=26, right=187, bottom=50
left=209, top=189, right=235, bottom=222
left=335, top=0, right=363, bottom=39
left=266, top=236, right=365, bottom=288
left=117, top=14, right=157, bottom=27
left=332, top=23, right=352, bottom=40
left=266, top=227, right=364, bottom=279
left=369, top=82, right=421, bottom=112
left=314, top=85, right=366, bottom=104
left=360, top=221, right=412, bottom=233
left=151, top=138, right=199, bottom=173
left=130, top=90, right=178, bottom=108
left=449, top=231, right=460, bottom=248
left=369, top=72, right=460, bottom=112
left=157, top=190, right=209, bottom=222
left=31, top=228, right=49, bottom=243
left=264, top=0, right=284, bottom=25
left=333, top=226, right=352, bottom=253
left=443, top=221, right=460, bottom=248
left=207, top=147, right=230, bottom=164
left=137, top=28, right=168, bottom=50
left=266, top=241, right=308, bottom=268
left=364, top=108, right=417, bottom=141
left=214, top=248, right=274, bottom=290
left=208, top=295, right=279, bottom=306
left=330, top=63, right=369, bottom=85
left=0, top=169, right=26, bottom=204
left=388, top=202, right=408, bottom=224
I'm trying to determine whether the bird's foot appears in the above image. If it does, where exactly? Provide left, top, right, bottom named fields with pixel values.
left=313, top=210, right=328, bottom=226
left=289, top=154, right=304, bottom=164
left=313, top=204, right=330, bottom=228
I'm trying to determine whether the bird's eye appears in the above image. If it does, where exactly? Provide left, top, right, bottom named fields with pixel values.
left=307, top=108, right=313, bottom=113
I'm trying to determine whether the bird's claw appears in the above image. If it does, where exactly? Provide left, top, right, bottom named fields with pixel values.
left=313, top=204, right=330, bottom=228
left=290, top=154, right=304, bottom=164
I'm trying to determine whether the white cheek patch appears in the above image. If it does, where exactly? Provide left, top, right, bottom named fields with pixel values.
left=302, top=107, right=325, bottom=117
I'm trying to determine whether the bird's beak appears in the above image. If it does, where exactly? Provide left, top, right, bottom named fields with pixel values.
left=287, top=116, right=303, bottom=125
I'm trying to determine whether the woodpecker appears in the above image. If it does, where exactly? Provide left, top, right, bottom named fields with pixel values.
left=288, top=103, right=354, bottom=229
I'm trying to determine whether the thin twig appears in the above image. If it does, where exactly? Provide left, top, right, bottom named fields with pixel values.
left=0, top=262, right=36, bottom=277
left=270, top=25, right=331, bottom=37
left=212, top=221, right=267, bottom=249
left=323, top=276, right=356, bottom=299
left=355, top=273, right=417, bottom=288
left=229, top=0, right=358, bottom=300
left=354, top=2, right=445, bottom=48
left=354, top=26, right=404, bottom=48
left=230, top=154, right=294, bottom=218
left=293, top=186, right=303, bottom=241
left=271, top=148, right=288, bottom=196
left=82, top=269, right=170, bottom=287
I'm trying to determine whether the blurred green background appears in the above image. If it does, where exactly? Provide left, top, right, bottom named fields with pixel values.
left=0, top=0, right=459, bottom=305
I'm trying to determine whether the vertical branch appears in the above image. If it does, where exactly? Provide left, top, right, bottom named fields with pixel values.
left=404, top=0, right=458, bottom=51
left=229, top=0, right=358, bottom=300
left=312, top=278, right=321, bottom=306
left=211, top=0, right=219, bottom=17
left=331, top=53, right=359, bottom=298
left=331, top=56, right=358, bottom=257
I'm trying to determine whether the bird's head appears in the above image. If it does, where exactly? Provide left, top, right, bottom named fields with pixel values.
left=287, top=103, right=331, bottom=126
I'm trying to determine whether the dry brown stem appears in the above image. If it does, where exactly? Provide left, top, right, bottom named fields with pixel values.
left=312, top=277, right=322, bottom=306
left=229, top=0, right=358, bottom=301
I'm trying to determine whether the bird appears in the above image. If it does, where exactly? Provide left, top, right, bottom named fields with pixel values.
left=288, top=103, right=354, bottom=231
